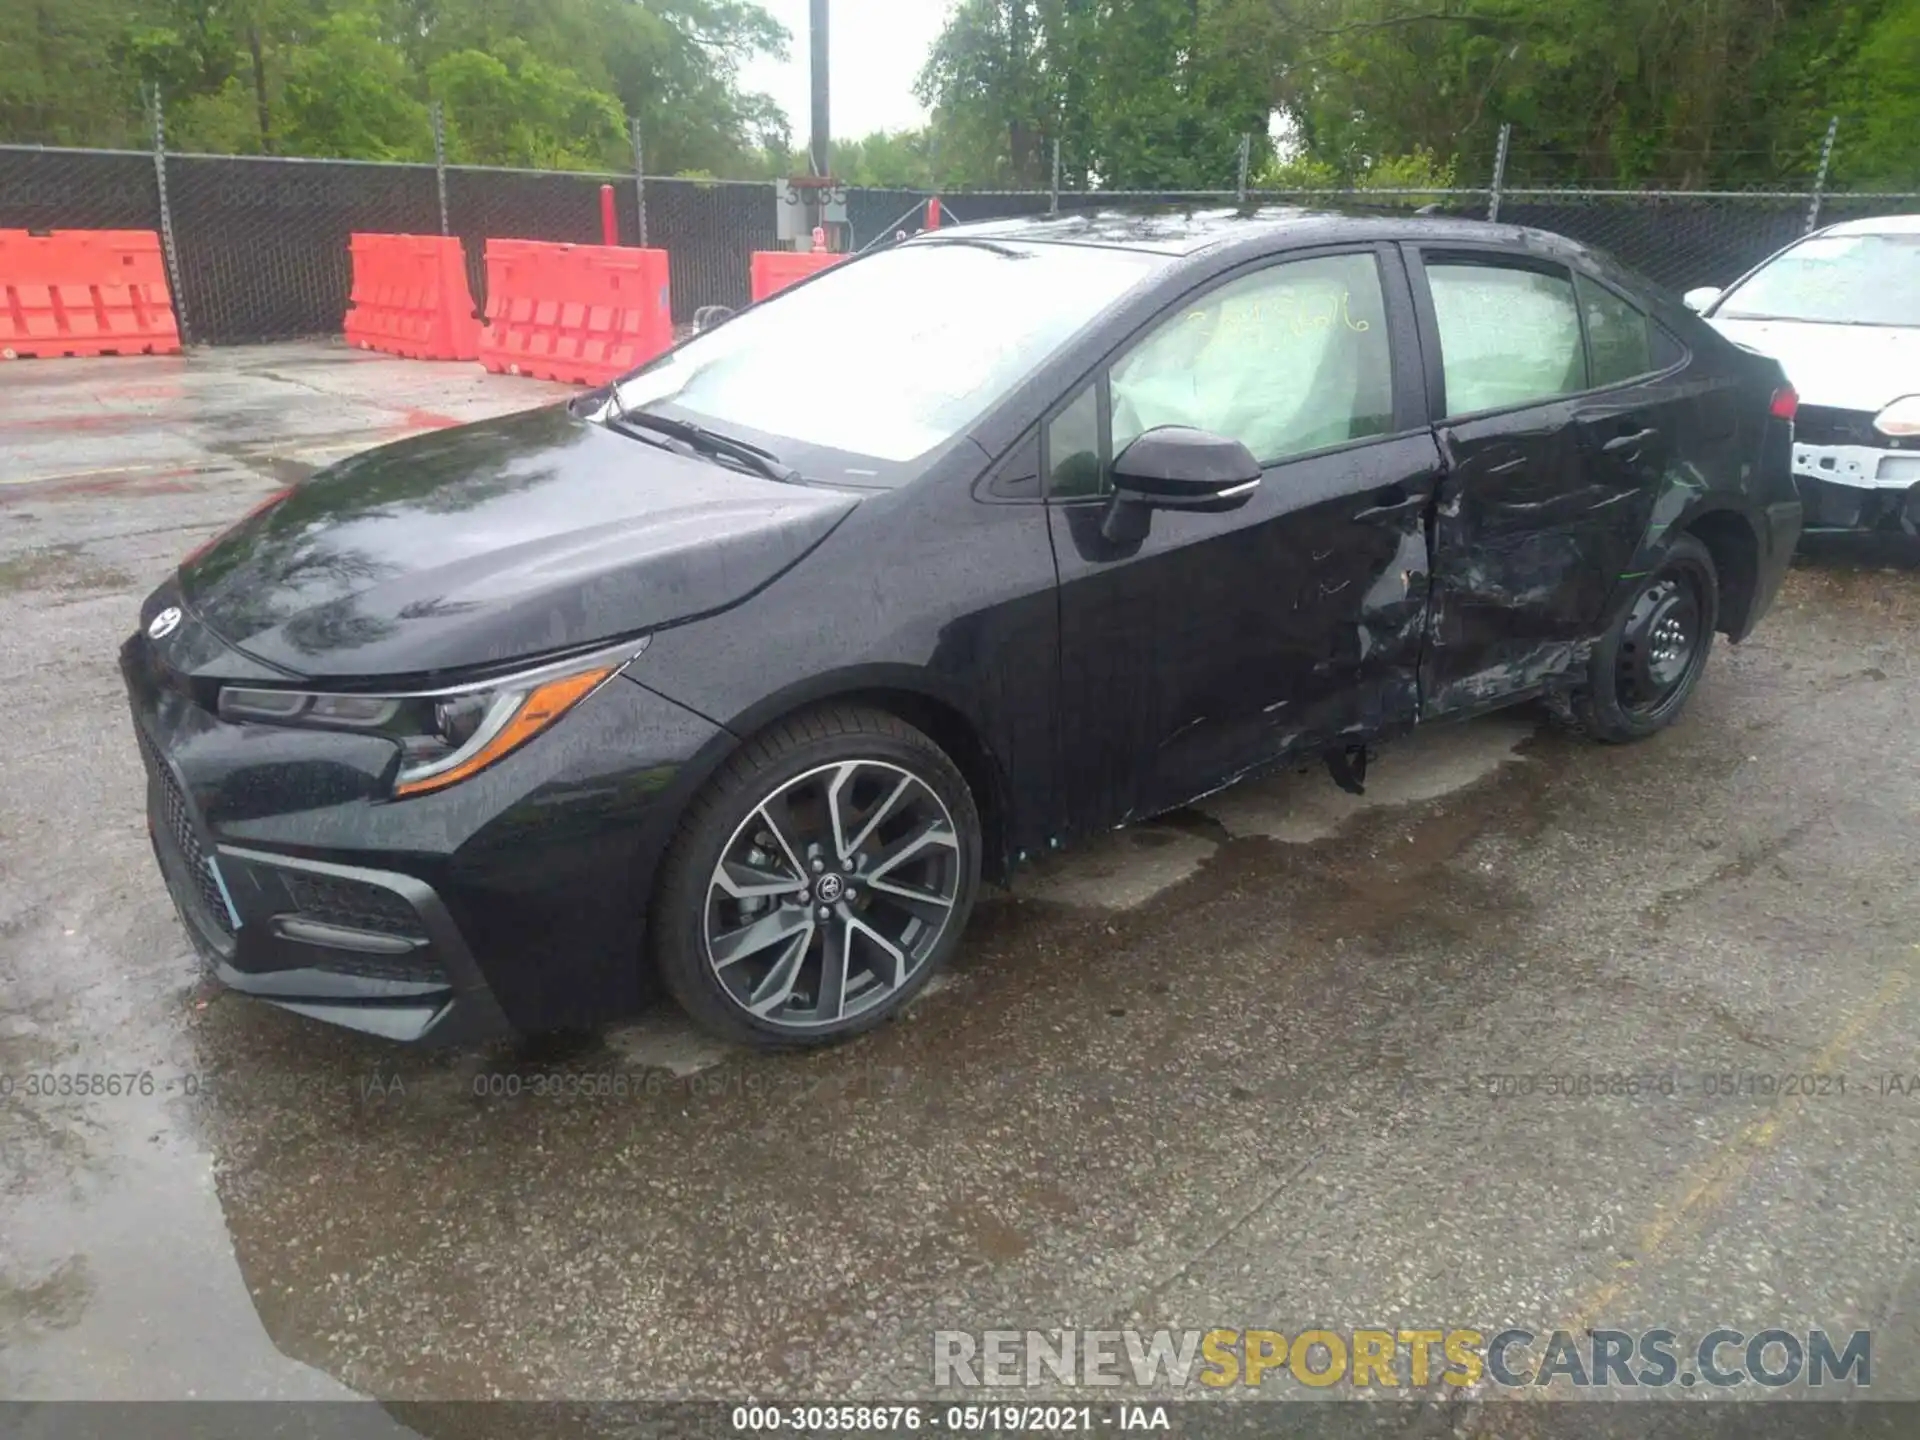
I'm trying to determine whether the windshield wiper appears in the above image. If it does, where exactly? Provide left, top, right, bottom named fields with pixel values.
left=604, top=404, right=799, bottom=484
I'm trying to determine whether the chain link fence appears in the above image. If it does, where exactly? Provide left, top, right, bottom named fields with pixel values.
left=936, top=179, right=1920, bottom=289
left=167, top=154, right=440, bottom=343
left=4, top=118, right=1917, bottom=348
left=644, top=179, right=777, bottom=318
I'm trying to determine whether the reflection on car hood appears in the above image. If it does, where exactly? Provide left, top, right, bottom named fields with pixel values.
left=1710, top=317, right=1920, bottom=411
left=180, top=405, right=858, bottom=681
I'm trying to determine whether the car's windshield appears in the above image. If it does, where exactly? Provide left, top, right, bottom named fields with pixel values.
left=1718, top=230, right=1920, bottom=326
left=608, top=239, right=1167, bottom=472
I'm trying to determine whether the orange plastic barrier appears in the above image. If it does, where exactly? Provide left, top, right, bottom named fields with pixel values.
left=343, top=233, right=480, bottom=362
left=477, top=240, right=673, bottom=386
left=750, top=250, right=846, bottom=302
left=0, top=229, right=181, bottom=360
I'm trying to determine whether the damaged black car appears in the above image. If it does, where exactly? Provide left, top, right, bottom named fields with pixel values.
left=124, top=208, right=1803, bottom=1048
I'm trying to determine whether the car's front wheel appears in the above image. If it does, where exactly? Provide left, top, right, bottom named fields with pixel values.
left=1572, top=534, right=1720, bottom=743
left=650, top=705, right=982, bottom=1047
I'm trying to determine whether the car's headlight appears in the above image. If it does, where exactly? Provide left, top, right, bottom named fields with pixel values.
left=1875, top=396, right=1920, bottom=438
left=217, top=637, right=648, bottom=797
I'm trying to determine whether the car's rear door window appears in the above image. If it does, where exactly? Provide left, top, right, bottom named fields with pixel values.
left=1106, top=252, right=1395, bottom=466
left=1577, top=273, right=1656, bottom=387
left=1426, top=261, right=1588, bottom=416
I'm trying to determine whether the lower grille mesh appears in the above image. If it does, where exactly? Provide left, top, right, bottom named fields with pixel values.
left=139, top=727, right=234, bottom=937
left=307, top=950, right=449, bottom=984
left=284, top=871, right=427, bottom=939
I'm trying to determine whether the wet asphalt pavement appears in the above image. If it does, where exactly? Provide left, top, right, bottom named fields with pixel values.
left=2, top=344, right=1918, bottom=1419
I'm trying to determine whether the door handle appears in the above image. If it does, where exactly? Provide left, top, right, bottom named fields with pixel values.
left=1355, top=482, right=1425, bottom=521
left=1601, top=427, right=1659, bottom=456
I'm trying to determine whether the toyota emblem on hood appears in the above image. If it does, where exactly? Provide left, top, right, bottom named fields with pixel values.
left=147, top=606, right=183, bottom=640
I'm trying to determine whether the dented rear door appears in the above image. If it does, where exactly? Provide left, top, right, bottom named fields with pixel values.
left=1408, top=248, right=1666, bottom=716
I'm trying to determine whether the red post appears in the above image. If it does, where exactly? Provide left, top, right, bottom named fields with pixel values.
left=599, top=184, right=619, bottom=246
left=926, top=196, right=942, bottom=230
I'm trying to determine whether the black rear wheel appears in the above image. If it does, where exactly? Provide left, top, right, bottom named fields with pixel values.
left=1573, top=534, right=1720, bottom=743
left=650, top=706, right=981, bottom=1047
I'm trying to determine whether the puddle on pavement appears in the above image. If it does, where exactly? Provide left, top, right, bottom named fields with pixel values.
left=0, top=941, right=368, bottom=1401
left=5, top=711, right=1568, bottom=1405
left=1204, top=713, right=1536, bottom=844
left=1009, top=713, right=1537, bottom=910
left=1008, top=824, right=1219, bottom=909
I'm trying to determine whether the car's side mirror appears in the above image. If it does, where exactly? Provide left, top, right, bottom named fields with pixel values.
left=1110, top=426, right=1262, bottom=513
left=1682, top=286, right=1723, bottom=315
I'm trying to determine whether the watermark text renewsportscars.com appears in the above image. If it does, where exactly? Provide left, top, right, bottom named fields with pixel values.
left=933, top=1327, right=1871, bottom=1390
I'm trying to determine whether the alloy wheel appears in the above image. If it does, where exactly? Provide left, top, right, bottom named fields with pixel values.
left=702, top=760, right=962, bottom=1031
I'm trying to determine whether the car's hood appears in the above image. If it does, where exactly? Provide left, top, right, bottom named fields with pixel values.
left=1709, top=316, right=1920, bottom=411
left=181, top=405, right=858, bottom=681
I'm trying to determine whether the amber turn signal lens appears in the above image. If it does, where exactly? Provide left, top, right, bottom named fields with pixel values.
left=393, top=667, right=613, bottom=797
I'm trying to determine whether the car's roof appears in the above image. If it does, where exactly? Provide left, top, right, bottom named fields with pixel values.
left=915, top=205, right=1574, bottom=259
left=1818, top=213, right=1920, bottom=238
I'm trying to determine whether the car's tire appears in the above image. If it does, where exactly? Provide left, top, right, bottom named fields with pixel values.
left=1572, top=534, right=1720, bottom=743
left=649, top=705, right=982, bottom=1048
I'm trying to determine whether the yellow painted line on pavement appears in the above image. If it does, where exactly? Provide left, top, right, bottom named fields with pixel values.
left=1565, top=960, right=1915, bottom=1336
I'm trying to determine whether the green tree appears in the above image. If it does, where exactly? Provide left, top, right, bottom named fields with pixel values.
left=916, top=0, right=1912, bottom=193
left=1, top=0, right=150, bottom=146
left=1, top=0, right=790, bottom=178
left=282, top=9, right=430, bottom=160
left=429, top=41, right=625, bottom=170
left=1248, top=0, right=1904, bottom=189
left=1830, top=1, right=1920, bottom=187
left=6, top=0, right=1915, bottom=193
left=916, top=0, right=1274, bottom=190
left=831, top=129, right=940, bottom=188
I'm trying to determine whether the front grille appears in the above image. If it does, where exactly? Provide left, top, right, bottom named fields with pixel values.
left=283, top=871, right=427, bottom=940
left=138, top=727, right=235, bottom=937
left=1797, top=405, right=1917, bottom=451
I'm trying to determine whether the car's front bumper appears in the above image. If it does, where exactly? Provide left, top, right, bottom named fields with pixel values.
left=1793, top=440, right=1920, bottom=534
left=141, top=776, right=513, bottom=1042
left=124, top=605, right=730, bottom=1044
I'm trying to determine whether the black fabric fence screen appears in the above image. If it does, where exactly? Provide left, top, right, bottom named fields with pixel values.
left=6, top=146, right=1916, bottom=348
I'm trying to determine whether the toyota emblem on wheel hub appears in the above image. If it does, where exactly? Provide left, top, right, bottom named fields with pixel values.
left=814, top=872, right=846, bottom=904
left=147, top=607, right=183, bottom=640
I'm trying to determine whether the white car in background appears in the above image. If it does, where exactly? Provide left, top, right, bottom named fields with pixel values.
left=1686, top=215, right=1920, bottom=536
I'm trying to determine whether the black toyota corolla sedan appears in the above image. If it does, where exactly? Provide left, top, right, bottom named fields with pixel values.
left=124, top=208, right=1803, bottom=1048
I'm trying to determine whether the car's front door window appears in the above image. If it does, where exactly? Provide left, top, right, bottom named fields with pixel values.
left=1426, top=261, right=1588, bottom=416
left=1045, top=383, right=1104, bottom=500
left=1107, top=253, right=1395, bottom=467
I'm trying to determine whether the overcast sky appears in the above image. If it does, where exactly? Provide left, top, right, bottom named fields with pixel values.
left=739, top=0, right=956, bottom=144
